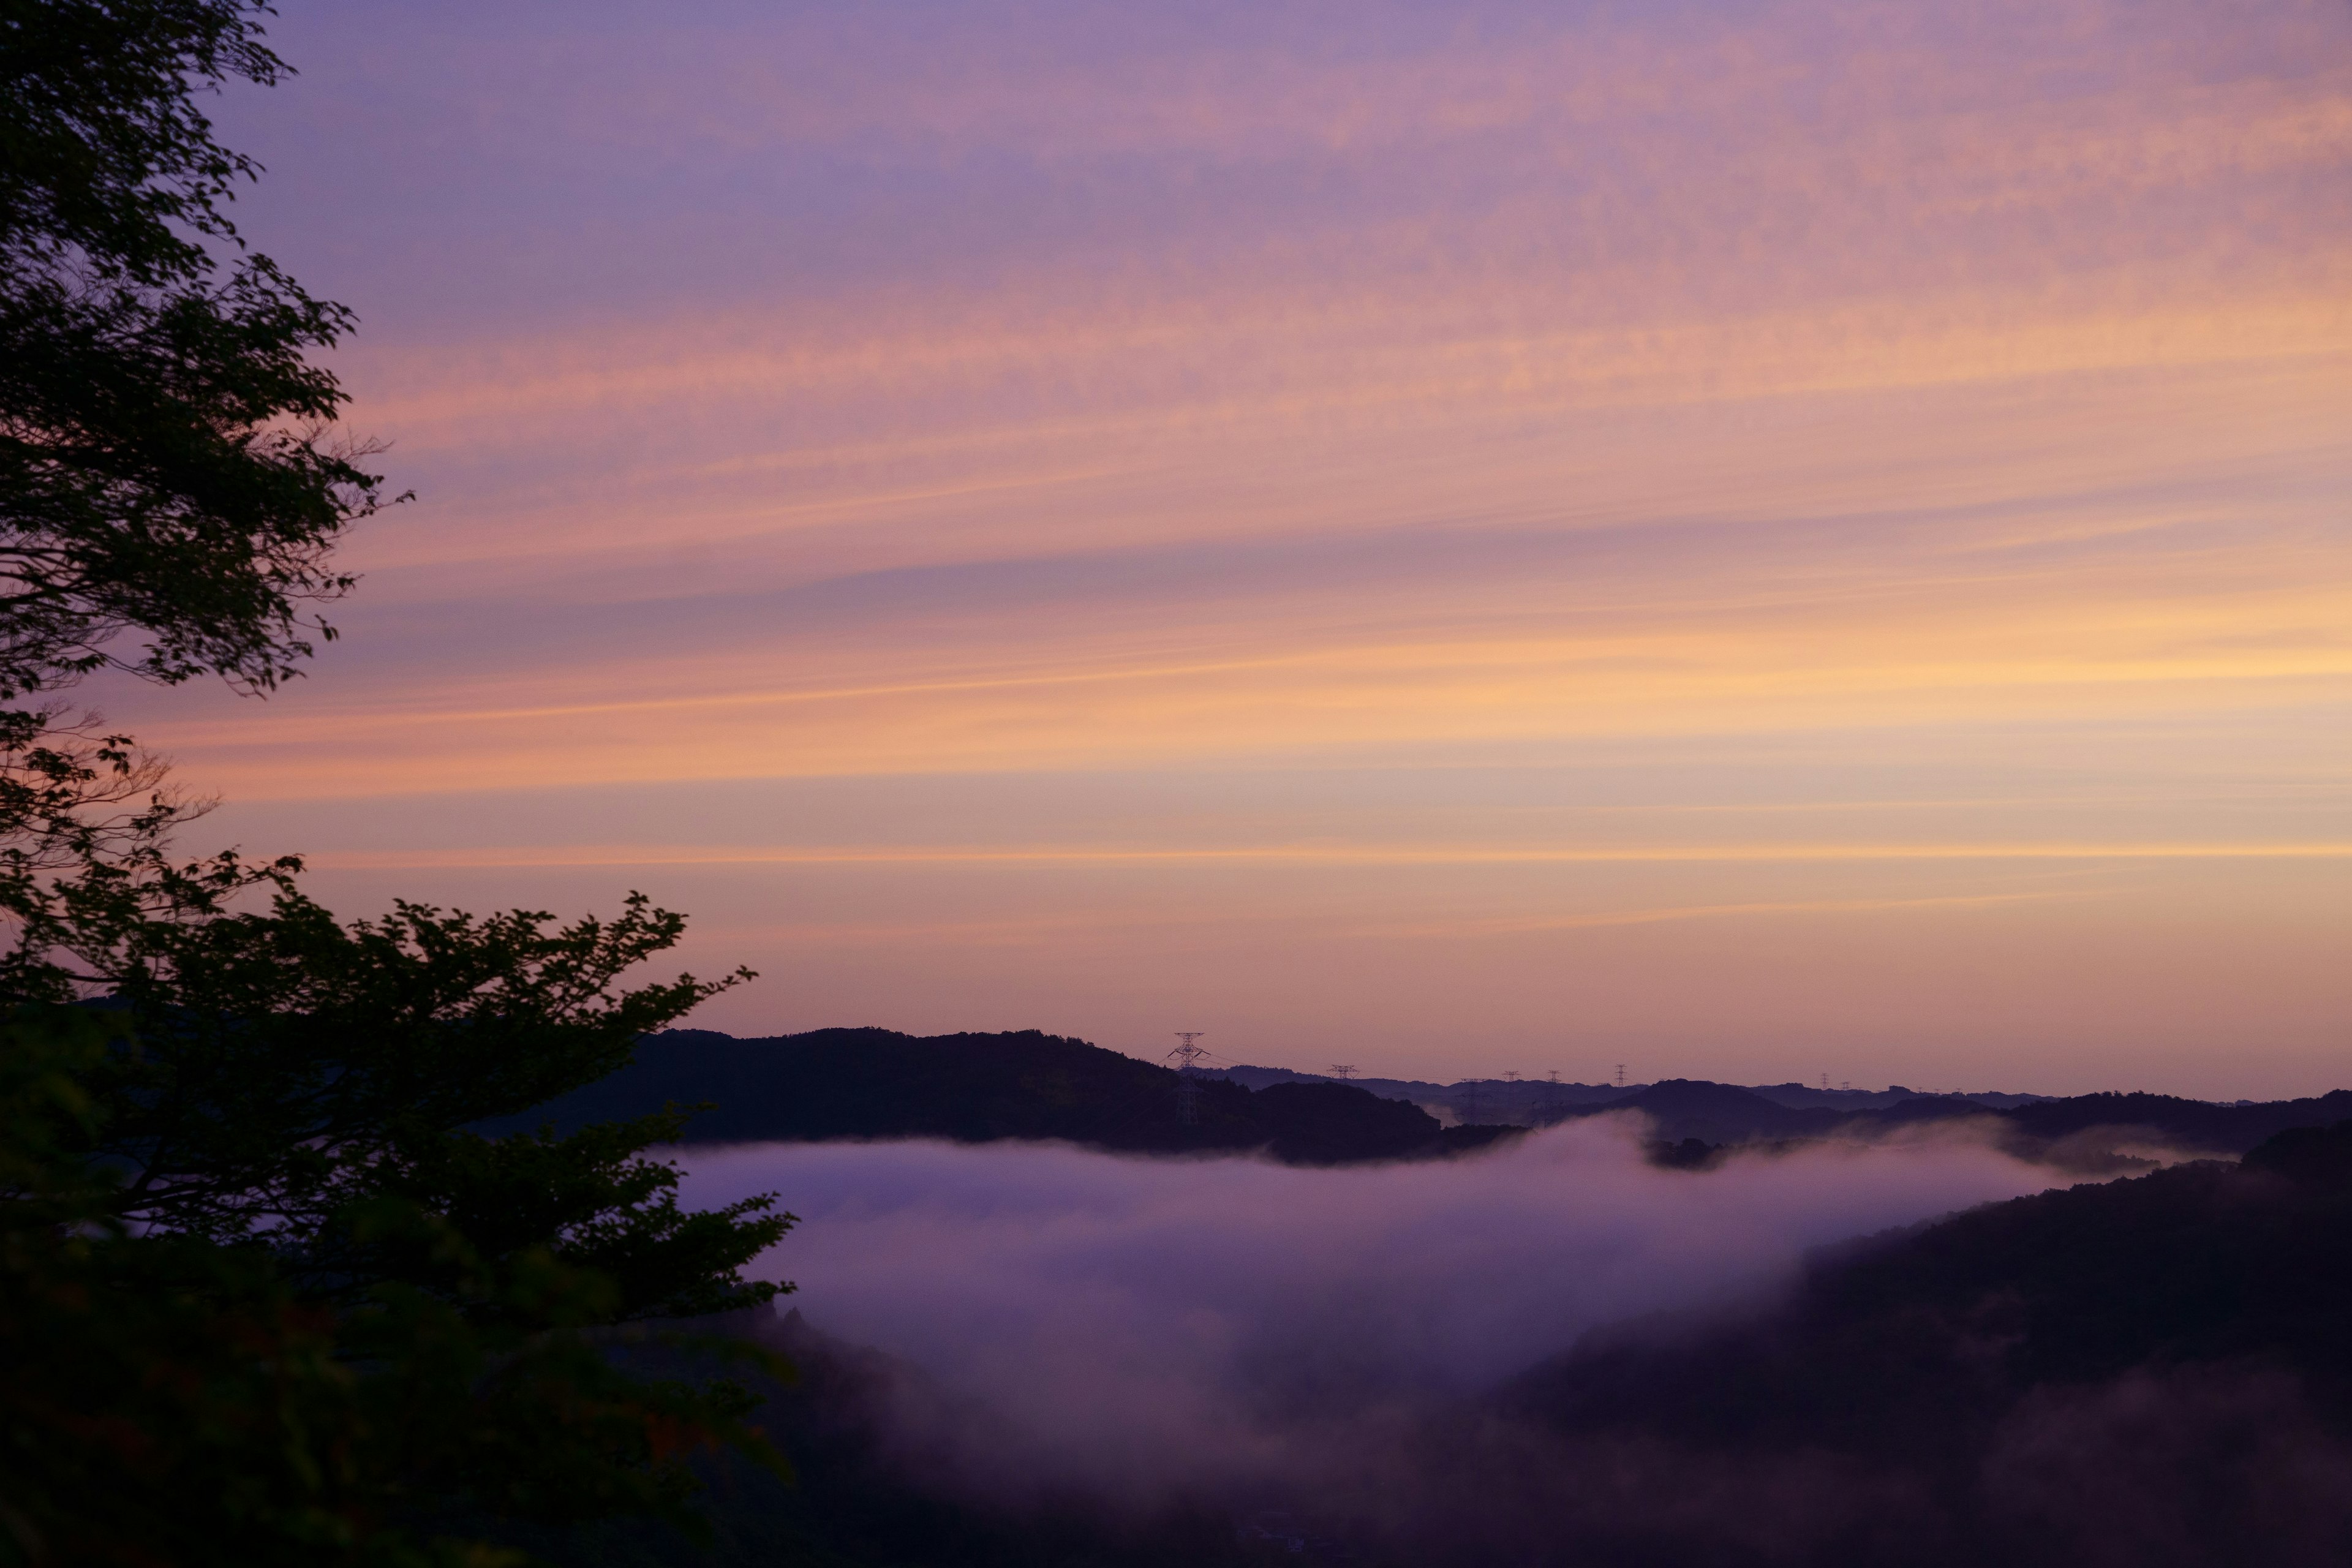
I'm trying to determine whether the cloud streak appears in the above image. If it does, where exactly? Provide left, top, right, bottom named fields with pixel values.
left=304, top=842, right=2352, bottom=870
left=103, top=0, right=2352, bottom=1092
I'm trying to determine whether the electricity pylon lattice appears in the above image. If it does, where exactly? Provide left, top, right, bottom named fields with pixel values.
left=1168, top=1032, right=1208, bottom=1125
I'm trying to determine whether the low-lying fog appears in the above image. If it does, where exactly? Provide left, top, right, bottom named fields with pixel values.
left=675, top=1117, right=2072, bottom=1504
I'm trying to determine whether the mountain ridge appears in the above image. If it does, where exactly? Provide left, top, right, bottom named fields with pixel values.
left=483, top=1027, right=2352, bottom=1169
left=475, top=1026, right=1520, bottom=1164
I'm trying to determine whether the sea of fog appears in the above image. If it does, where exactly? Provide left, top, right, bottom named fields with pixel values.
left=674, top=1116, right=2071, bottom=1505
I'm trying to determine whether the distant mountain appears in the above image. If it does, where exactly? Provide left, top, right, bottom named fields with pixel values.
left=477, top=1027, right=1518, bottom=1165
left=1216, top=1063, right=1635, bottom=1120
left=1521, top=1078, right=2352, bottom=1163
left=1744, top=1080, right=2050, bottom=1110
left=1994, top=1088, right=2352, bottom=1151
left=1220, top=1063, right=2054, bottom=1124
left=489, top=1029, right=2352, bottom=1172
left=1569, top=1078, right=1846, bottom=1143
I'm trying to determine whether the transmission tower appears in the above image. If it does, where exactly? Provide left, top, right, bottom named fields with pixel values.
left=1615, top=1063, right=1626, bottom=1088
left=1545, top=1069, right=1562, bottom=1125
left=1329, top=1064, right=1357, bottom=1082
left=1168, top=1032, right=1208, bottom=1125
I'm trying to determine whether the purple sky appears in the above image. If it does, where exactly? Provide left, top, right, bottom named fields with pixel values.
left=104, top=0, right=2352, bottom=1094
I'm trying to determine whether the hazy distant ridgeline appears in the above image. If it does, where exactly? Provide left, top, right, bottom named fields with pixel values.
left=481, top=1027, right=2352, bottom=1169
left=1217, top=1063, right=2051, bottom=1118
left=1539, top=1077, right=2352, bottom=1164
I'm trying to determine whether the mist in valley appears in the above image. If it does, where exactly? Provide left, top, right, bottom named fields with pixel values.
left=677, top=1119, right=2066, bottom=1503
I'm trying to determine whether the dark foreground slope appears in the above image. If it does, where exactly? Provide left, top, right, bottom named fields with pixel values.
left=478, top=1027, right=1514, bottom=1164
left=1458, top=1120, right=2352, bottom=1567
left=494, top=1310, right=1263, bottom=1568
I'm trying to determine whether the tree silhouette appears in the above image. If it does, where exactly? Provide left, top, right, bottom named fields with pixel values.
left=0, top=7, right=793, bottom=1562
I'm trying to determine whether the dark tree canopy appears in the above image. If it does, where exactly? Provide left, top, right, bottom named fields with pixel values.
left=0, top=0, right=392, bottom=703
left=2, top=991, right=791, bottom=1568
left=0, top=7, right=796, bottom=1564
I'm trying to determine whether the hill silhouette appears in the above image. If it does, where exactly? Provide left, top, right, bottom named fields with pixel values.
left=1576, top=1078, right=1845, bottom=1142
left=1523, top=1122, right=2352, bottom=1428
left=475, top=1027, right=1513, bottom=1164
left=1483, top=1120, right=2352, bottom=1566
left=486, top=1031, right=2349, bottom=1173
left=1991, top=1088, right=2352, bottom=1150
left=1548, top=1077, right=2352, bottom=1162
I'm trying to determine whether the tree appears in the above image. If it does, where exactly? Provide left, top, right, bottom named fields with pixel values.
left=1, top=0, right=391, bottom=703
left=2, top=901, right=793, bottom=1567
left=0, top=6, right=797, bottom=1562
left=2, top=989, right=791, bottom=1568
left=1, top=0, right=392, bottom=964
left=0, top=0, right=386, bottom=1005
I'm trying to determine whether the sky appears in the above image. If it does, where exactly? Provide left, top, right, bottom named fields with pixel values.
left=102, top=0, right=2351, bottom=1096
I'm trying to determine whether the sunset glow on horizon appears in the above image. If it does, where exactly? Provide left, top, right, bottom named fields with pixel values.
left=105, top=0, right=2350, bottom=1095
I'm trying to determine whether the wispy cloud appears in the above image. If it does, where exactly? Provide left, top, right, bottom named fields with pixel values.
left=137, top=0, right=2352, bottom=1090
left=306, top=842, right=2352, bottom=870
